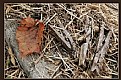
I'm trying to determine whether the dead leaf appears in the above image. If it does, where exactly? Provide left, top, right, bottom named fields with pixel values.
left=79, top=43, right=88, bottom=66
left=20, top=16, right=35, bottom=28
left=16, top=16, right=45, bottom=58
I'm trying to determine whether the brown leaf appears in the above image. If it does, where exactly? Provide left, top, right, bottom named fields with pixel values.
left=20, top=16, right=35, bottom=28
left=16, top=17, right=45, bottom=58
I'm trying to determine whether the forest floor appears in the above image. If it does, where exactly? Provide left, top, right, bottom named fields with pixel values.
left=4, top=3, right=118, bottom=79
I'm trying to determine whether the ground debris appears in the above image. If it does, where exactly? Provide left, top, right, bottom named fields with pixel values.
left=4, top=3, right=118, bottom=79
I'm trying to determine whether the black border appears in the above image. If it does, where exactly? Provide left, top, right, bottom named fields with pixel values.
left=0, top=1, right=4, bottom=80
left=0, top=0, right=120, bottom=80
left=2, top=0, right=121, bottom=3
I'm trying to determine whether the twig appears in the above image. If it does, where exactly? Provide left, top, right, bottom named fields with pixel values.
left=20, top=4, right=34, bottom=11
left=48, top=3, right=51, bottom=12
left=97, top=26, right=104, bottom=52
left=41, top=12, right=43, bottom=21
left=63, top=73, right=72, bottom=78
left=86, top=27, right=91, bottom=42
left=105, top=3, right=118, bottom=10
left=5, top=74, right=18, bottom=79
left=111, top=26, right=118, bottom=42
left=50, top=63, right=62, bottom=78
left=108, top=72, right=118, bottom=76
left=99, top=31, right=112, bottom=62
left=53, top=41, right=75, bottom=75
left=52, top=26, right=64, bottom=30
left=48, top=56, right=68, bottom=60
left=79, top=27, right=91, bottom=66
left=45, top=13, right=57, bottom=25
left=58, top=20, right=76, bottom=50
left=10, top=69, right=19, bottom=77
left=91, top=31, right=112, bottom=71
left=105, top=58, right=117, bottom=63
left=45, top=66, right=55, bottom=72
left=42, top=38, right=54, bottom=52
left=65, top=19, right=74, bottom=29
left=18, top=71, right=22, bottom=78
left=49, top=25, right=72, bottom=51
left=79, top=43, right=88, bottom=66
left=5, top=66, right=18, bottom=71
left=34, top=38, right=54, bottom=64
left=56, top=3, right=82, bottom=21
left=44, top=55, right=55, bottom=63
left=53, top=71, right=62, bottom=79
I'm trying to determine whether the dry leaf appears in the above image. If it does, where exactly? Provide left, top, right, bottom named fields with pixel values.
left=20, top=16, right=35, bottom=28
left=16, top=16, right=45, bottom=58
left=79, top=43, right=88, bottom=66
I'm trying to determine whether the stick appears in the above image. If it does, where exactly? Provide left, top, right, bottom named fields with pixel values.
left=56, top=3, right=82, bottom=21
left=50, top=63, right=62, bottom=78
left=96, top=26, right=104, bottom=52
left=45, top=13, right=57, bottom=25
left=58, top=20, right=76, bottom=50
left=34, top=38, right=54, bottom=64
left=53, top=41, right=75, bottom=75
left=49, top=25, right=72, bottom=51
left=91, top=31, right=112, bottom=71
